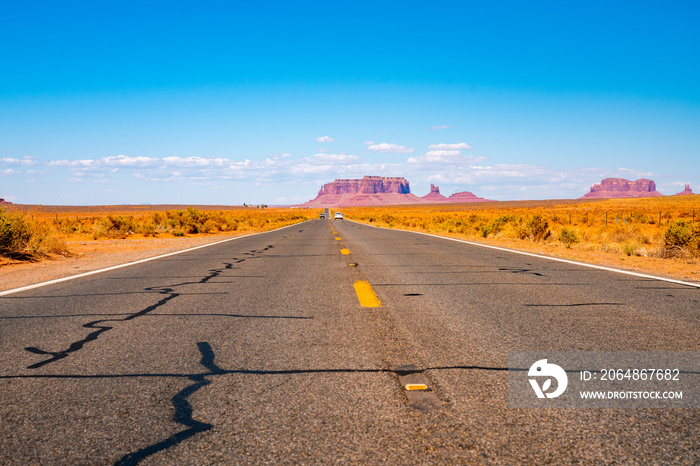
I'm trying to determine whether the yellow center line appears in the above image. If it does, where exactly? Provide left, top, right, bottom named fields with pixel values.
left=335, top=237, right=342, bottom=240
left=353, top=280, right=382, bottom=307
left=404, top=384, right=429, bottom=391
left=340, top=248, right=350, bottom=255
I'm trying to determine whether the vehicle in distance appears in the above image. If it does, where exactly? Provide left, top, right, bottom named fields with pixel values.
left=319, top=213, right=326, bottom=219
left=334, top=212, right=344, bottom=219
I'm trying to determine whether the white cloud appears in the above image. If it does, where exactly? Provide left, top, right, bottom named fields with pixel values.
left=316, top=136, right=334, bottom=143
left=1, top=156, right=39, bottom=166
left=408, top=153, right=486, bottom=164
left=40, top=151, right=604, bottom=202
left=50, top=155, right=241, bottom=170
left=163, top=156, right=232, bottom=168
left=47, top=152, right=386, bottom=186
left=268, top=153, right=292, bottom=160
left=431, top=125, right=450, bottom=130
left=367, top=143, right=414, bottom=154
left=427, top=143, right=472, bottom=150
left=48, top=159, right=96, bottom=168
left=425, top=150, right=462, bottom=157
left=362, top=141, right=374, bottom=145
left=302, top=153, right=360, bottom=164
left=104, top=155, right=159, bottom=167
left=412, top=163, right=610, bottom=199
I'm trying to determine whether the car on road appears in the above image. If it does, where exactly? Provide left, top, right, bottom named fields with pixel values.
left=334, top=212, right=343, bottom=219
left=319, top=213, right=326, bottom=219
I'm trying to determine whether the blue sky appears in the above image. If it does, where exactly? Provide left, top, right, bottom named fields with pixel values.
left=2, top=1, right=699, bottom=205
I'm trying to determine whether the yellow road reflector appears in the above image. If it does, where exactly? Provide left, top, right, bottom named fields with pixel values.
left=335, top=237, right=342, bottom=240
left=404, top=383, right=429, bottom=391
left=340, top=248, right=350, bottom=255
left=354, top=280, right=382, bottom=307
left=349, top=263, right=358, bottom=267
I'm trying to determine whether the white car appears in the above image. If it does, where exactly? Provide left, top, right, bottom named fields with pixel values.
left=334, top=212, right=344, bottom=219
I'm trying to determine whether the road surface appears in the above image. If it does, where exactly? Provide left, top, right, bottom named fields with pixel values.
left=1, top=217, right=698, bottom=463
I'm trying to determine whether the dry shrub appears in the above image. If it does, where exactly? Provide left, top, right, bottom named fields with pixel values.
left=559, top=227, right=580, bottom=248
left=480, top=215, right=516, bottom=238
left=1, top=210, right=69, bottom=257
left=622, top=242, right=640, bottom=256
left=662, top=221, right=700, bottom=258
left=0, top=209, right=32, bottom=253
left=524, top=215, right=550, bottom=242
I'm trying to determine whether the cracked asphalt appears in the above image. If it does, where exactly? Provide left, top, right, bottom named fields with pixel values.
left=1, top=218, right=698, bottom=464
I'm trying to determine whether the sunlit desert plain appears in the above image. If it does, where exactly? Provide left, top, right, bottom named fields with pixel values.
left=0, top=205, right=315, bottom=259
left=2, top=195, right=700, bottom=283
left=336, top=195, right=700, bottom=281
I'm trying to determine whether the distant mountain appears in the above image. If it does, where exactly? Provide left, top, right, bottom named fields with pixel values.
left=674, top=184, right=694, bottom=196
left=447, top=191, right=490, bottom=202
left=298, top=176, right=492, bottom=207
left=580, top=178, right=663, bottom=199
left=0, top=198, right=13, bottom=205
left=299, top=176, right=424, bottom=207
left=421, top=184, right=448, bottom=202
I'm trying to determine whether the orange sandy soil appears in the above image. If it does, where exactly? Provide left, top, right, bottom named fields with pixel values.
left=0, top=234, right=238, bottom=293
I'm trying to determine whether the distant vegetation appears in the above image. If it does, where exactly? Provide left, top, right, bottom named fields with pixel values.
left=340, top=196, right=700, bottom=261
left=0, top=207, right=314, bottom=260
left=1, top=209, right=69, bottom=257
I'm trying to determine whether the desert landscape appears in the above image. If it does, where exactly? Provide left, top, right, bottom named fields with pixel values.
left=2, top=177, right=699, bottom=292
left=338, top=194, right=700, bottom=280
left=4, top=4, right=699, bottom=463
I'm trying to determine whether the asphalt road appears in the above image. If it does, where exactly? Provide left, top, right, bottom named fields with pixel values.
left=1, top=217, right=698, bottom=464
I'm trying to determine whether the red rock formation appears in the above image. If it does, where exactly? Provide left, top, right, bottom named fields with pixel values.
left=421, top=184, right=448, bottom=202
left=299, top=176, right=493, bottom=207
left=0, top=198, right=13, bottom=205
left=447, top=191, right=491, bottom=203
left=581, top=178, right=663, bottom=199
left=317, top=176, right=411, bottom=196
left=674, top=184, right=694, bottom=196
left=300, top=176, right=423, bottom=207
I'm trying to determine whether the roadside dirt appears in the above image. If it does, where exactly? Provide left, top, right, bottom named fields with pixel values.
left=411, top=231, right=700, bottom=284
left=0, top=235, right=235, bottom=292
left=477, top=236, right=700, bottom=282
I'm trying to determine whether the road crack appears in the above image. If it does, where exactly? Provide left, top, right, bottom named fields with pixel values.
left=114, top=342, right=223, bottom=465
left=23, top=245, right=273, bottom=369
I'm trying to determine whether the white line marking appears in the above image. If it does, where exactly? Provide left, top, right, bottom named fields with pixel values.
left=0, top=220, right=310, bottom=297
left=347, top=220, right=700, bottom=289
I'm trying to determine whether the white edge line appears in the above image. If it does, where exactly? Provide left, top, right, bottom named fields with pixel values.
left=0, top=220, right=312, bottom=297
left=347, top=219, right=700, bottom=289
